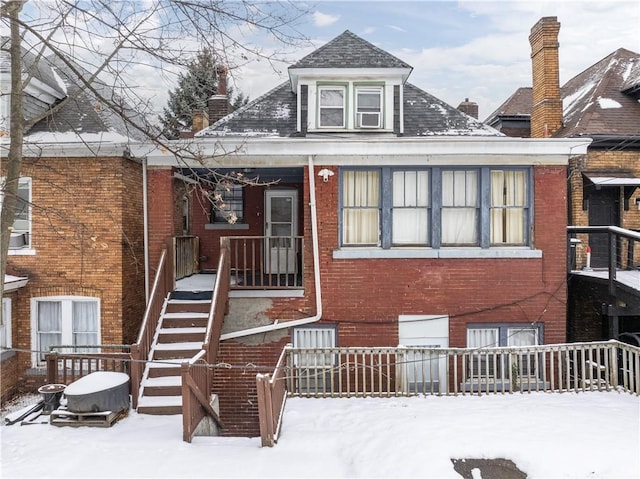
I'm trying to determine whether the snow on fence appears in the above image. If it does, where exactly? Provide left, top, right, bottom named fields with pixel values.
left=45, top=348, right=131, bottom=385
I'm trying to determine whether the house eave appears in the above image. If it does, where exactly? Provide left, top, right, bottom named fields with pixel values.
left=136, top=137, right=591, bottom=168
left=288, top=67, right=413, bottom=91
left=4, top=275, right=28, bottom=292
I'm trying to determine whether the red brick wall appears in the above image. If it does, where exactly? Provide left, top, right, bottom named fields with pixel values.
left=310, top=163, right=568, bottom=347
left=5, top=156, right=144, bottom=397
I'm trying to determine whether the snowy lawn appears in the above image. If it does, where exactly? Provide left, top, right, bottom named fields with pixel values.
left=1, top=391, right=638, bottom=478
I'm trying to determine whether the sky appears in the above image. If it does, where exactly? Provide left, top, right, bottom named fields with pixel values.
left=1, top=391, right=639, bottom=478
left=225, top=0, right=640, bottom=121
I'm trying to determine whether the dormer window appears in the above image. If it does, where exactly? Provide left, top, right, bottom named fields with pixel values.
left=356, top=87, right=382, bottom=128
left=318, top=86, right=346, bottom=128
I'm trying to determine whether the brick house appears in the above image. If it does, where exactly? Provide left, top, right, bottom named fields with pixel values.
left=141, top=30, right=588, bottom=435
left=1, top=43, right=146, bottom=401
left=486, top=17, right=640, bottom=341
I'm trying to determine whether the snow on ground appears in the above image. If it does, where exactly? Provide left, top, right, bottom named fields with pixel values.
left=1, top=391, right=639, bottom=478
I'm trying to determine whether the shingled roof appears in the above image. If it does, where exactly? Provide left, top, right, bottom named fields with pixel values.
left=289, top=30, right=411, bottom=70
left=27, top=54, right=151, bottom=141
left=486, top=48, right=640, bottom=138
left=198, top=30, right=498, bottom=138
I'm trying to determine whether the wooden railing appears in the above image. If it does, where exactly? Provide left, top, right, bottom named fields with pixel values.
left=46, top=349, right=130, bottom=385
left=281, top=341, right=640, bottom=398
left=174, top=235, right=200, bottom=280
left=181, top=352, right=223, bottom=443
left=202, top=238, right=230, bottom=365
left=227, top=236, right=304, bottom=289
left=256, top=346, right=289, bottom=447
left=130, top=242, right=174, bottom=408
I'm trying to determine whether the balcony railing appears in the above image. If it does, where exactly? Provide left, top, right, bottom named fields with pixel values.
left=227, top=236, right=304, bottom=290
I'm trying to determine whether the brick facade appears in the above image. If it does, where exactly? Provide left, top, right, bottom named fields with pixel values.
left=2, top=155, right=145, bottom=400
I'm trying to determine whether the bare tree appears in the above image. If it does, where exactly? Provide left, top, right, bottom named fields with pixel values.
left=0, top=0, right=310, bottom=320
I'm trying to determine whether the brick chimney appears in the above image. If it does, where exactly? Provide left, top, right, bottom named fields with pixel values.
left=192, top=109, right=209, bottom=133
left=529, top=17, right=563, bottom=138
left=208, top=65, right=230, bottom=124
left=457, top=98, right=479, bottom=119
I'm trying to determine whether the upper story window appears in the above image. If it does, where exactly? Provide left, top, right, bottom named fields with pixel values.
left=339, top=167, right=531, bottom=249
left=318, top=86, right=346, bottom=128
left=356, top=87, right=382, bottom=128
left=1, top=297, right=11, bottom=352
left=1, top=177, right=31, bottom=249
left=31, top=296, right=100, bottom=365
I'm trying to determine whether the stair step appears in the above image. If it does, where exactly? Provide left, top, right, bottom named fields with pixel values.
left=143, top=385, right=182, bottom=396
left=163, top=312, right=209, bottom=319
left=157, top=327, right=206, bottom=344
left=137, top=395, right=182, bottom=415
left=162, top=316, right=208, bottom=328
left=165, top=300, right=211, bottom=314
left=146, top=359, right=187, bottom=377
left=143, top=376, right=182, bottom=387
left=153, top=341, right=203, bottom=350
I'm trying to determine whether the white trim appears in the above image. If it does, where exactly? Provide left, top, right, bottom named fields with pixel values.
left=7, top=249, right=36, bottom=256
left=30, top=296, right=101, bottom=367
left=333, top=247, right=543, bottom=260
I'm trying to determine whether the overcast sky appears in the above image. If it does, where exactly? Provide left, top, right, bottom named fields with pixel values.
left=224, top=0, right=640, bottom=121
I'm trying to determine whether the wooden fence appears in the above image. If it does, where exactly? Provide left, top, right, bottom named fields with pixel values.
left=256, top=340, right=639, bottom=446
left=174, top=235, right=200, bottom=280
left=46, top=351, right=130, bottom=385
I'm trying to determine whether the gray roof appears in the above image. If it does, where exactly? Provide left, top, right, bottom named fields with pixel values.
left=289, top=30, right=411, bottom=70
left=196, top=81, right=297, bottom=138
left=198, top=30, right=498, bottom=138
left=27, top=54, right=152, bottom=141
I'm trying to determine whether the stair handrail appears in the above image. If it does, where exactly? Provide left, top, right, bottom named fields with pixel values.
left=131, top=242, right=174, bottom=408
left=202, top=237, right=231, bottom=365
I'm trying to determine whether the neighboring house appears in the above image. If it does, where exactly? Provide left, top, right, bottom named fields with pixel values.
left=0, top=39, right=146, bottom=401
left=142, top=30, right=588, bottom=435
left=486, top=17, right=640, bottom=342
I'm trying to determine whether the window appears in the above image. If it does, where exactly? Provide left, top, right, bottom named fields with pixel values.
left=442, top=170, right=479, bottom=245
left=32, top=297, right=100, bottom=365
left=342, top=170, right=380, bottom=245
left=212, top=183, right=244, bottom=224
left=490, top=170, right=527, bottom=245
left=392, top=170, right=430, bottom=245
left=292, top=326, right=337, bottom=394
left=182, top=195, right=190, bottom=234
left=318, top=86, right=346, bottom=128
left=356, top=87, right=382, bottom=128
left=467, top=325, right=540, bottom=382
left=1, top=298, right=11, bottom=351
left=1, top=177, right=31, bottom=249
left=340, top=167, right=531, bottom=249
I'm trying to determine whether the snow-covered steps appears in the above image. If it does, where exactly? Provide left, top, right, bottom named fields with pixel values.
left=152, top=342, right=203, bottom=360
left=157, top=326, right=207, bottom=344
left=137, top=395, right=182, bottom=415
left=141, top=376, right=182, bottom=397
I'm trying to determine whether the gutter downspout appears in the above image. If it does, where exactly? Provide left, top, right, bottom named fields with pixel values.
left=220, top=155, right=323, bottom=340
left=142, top=156, right=150, bottom=303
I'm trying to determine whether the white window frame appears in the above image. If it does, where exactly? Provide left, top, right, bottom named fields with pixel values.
left=1, top=176, right=32, bottom=251
left=30, top=296, right=101, bottom=367
left=212, top=183, right=244, bottom=224
left=1, top=297, right=12, bottom=351
left=318, top=85, right=346, bottom=128
left=355, top=86, right=383, bottom=128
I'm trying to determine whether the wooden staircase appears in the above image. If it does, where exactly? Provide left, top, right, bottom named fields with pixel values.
left=136, top=297, right=211, bottom=415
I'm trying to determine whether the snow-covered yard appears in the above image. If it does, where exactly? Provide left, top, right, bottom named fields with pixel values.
left=1, top=391, right=639, bottom=478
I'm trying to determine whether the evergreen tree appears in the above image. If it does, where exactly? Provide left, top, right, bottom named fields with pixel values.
left=159, top=48, right=248, bottom=139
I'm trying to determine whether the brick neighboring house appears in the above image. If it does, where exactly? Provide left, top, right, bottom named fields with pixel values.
left=142, top=30, right=588, bottom=435
left=486, top=17, right=640, bottom=341
left=0, top=41, right=146, bottom=401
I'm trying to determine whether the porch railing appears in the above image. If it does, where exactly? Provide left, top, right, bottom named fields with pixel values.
left=281, top=341, right=640, bottom=398
left=567, top=225, right=640, bottom=275
left=203, top=237, right=230, bottom=365
left=131, top=240, right=174, bottom=408
left=227, top=236, right=304, bottom=289
left=256, top=345, right=289, bottom=447
left=174, top=235, right=200, bottom=280
left=46, top=348, right=130, bottom=385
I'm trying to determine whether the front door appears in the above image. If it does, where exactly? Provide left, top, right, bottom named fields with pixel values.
left=588, top=187, right=619, bottom=268
left=265, top=189, right=298, bottom=275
